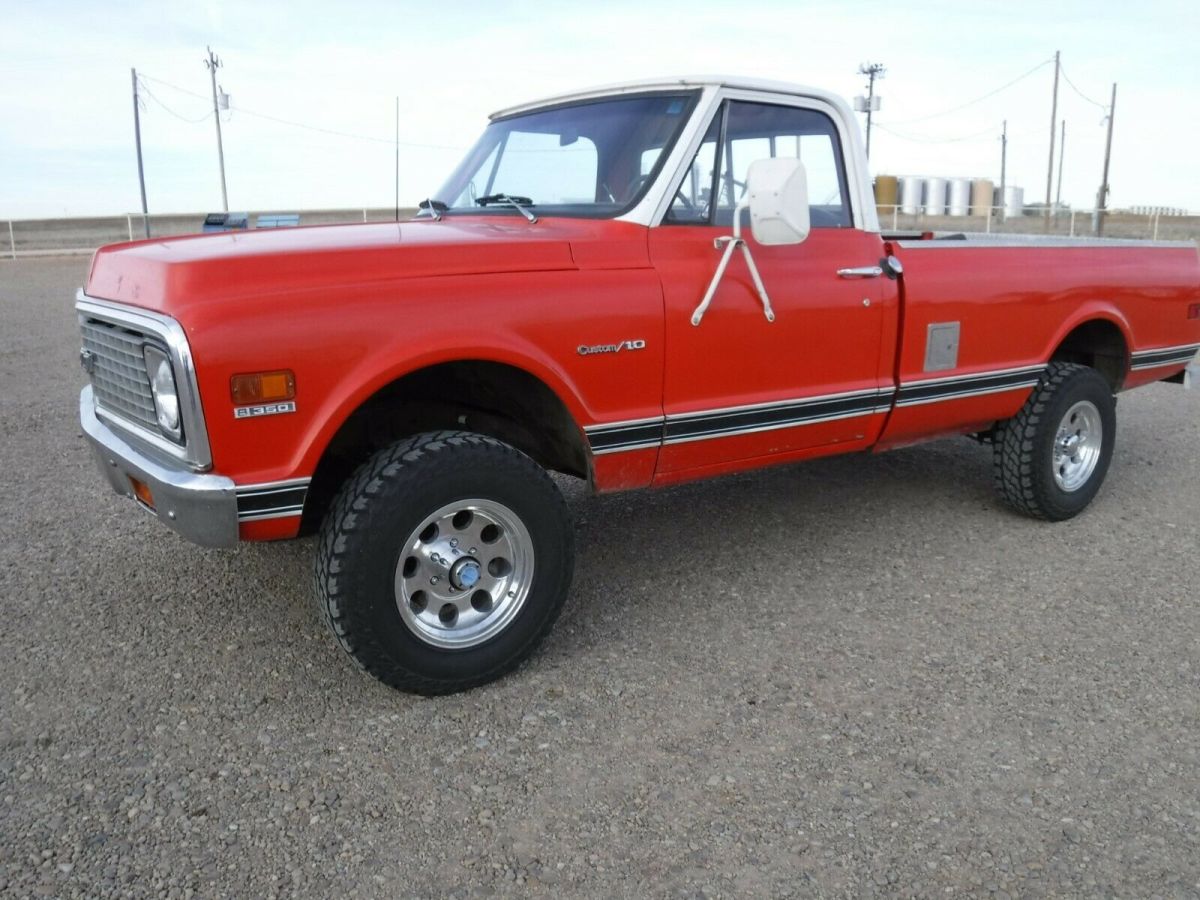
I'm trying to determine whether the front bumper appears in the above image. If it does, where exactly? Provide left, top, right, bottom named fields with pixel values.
left=80, top=386, right=239, bottom=547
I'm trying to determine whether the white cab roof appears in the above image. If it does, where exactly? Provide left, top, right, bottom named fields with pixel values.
left=489, top=75, right=850, bottom=119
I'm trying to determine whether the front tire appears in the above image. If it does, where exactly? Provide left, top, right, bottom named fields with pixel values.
left=315, top=431, right=574, bottom=695
left=992, top=363, right=1116, bottom=520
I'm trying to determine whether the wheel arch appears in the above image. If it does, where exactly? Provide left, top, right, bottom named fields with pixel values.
left=1044, top=308, right=1132, bottom=392
left=299, top=356, right=592, bottom=535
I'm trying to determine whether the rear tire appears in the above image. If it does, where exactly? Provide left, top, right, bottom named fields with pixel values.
left=992, top=363, right=1116, bottom=520
left=315, top=431, right=574, bottom=695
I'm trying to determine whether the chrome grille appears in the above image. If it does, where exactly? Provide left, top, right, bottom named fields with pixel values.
left=80, top=318, right=159, bottom=431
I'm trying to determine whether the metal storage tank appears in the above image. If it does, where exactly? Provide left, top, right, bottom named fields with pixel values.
left=947, top=178, right=971, bottom=216
left=874, top=175, right=899, bottom=210
left=923, top=177, right=947, bottom=215
left=899, top=176, right=923, bottom=215
left=970, top=179, right=994, bottom=216
left=996, top=185, right=1024, bottom=218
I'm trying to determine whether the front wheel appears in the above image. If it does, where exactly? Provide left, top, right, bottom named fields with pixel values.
left=315, top=431, right=574, bottom=695
left=992, top=363, right=1116, bottom=521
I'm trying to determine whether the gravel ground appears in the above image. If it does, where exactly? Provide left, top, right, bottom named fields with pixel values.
left=2, top=257, right=1198, bottom=898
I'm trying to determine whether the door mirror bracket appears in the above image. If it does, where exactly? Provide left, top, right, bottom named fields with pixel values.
left=691, top=158, right=810, bottom=327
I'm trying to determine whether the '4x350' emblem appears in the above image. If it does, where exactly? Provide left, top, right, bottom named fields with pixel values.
left=577, top=339, right=646, bottom=356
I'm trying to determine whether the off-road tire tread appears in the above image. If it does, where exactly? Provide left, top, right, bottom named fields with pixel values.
left=314, top=431, right=573, bottom=695
left=992, top=363, right=1112, bottom=521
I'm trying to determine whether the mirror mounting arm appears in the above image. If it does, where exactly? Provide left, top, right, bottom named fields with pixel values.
left=691, top=201, right=776, bottom=327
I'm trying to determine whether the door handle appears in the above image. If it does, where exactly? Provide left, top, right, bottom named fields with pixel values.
left=837, top=266, right=883, bottom=279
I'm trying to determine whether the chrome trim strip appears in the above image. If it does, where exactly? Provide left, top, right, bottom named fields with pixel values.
left=894, top=380, right=1042, bottom=408
left=666, top=386, right=887, bottom=421
left=897, top=363, right=1045, bottom=388
left=76, top=292, right=214, bottom=472
left=662, top=404, right=887, bottom=446
left=894, top=237, right=1196, bottom=250
left=584, top=415, right=665, bottom=434
left=235, top=479, right=313, bottom=496
left=238, top=506, right=305, bottom=522
left=591, top=439, right=662, bottom=456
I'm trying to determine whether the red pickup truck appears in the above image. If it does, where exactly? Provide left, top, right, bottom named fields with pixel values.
left=78, top=77, right=1200, bottom=694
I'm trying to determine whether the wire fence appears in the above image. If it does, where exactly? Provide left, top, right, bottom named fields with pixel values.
left=3, top=206, right=1198, bottom=259
left=874, top=206, right=1200, bottom=242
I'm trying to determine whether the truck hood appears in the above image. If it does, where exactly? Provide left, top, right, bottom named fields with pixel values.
left=85, top=217, right=648, bottom=318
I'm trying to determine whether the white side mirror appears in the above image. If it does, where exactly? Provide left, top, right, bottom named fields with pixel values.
left=745, top=157, right=810, bottom=245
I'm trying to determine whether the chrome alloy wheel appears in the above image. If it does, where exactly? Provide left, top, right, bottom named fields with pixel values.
left=395, top=499, right=534, bottom=649
left=1052, top=400, right=1103, bottom=492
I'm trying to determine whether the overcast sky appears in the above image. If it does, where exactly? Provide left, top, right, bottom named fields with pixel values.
left=1, top=0, right=1196, bottom=219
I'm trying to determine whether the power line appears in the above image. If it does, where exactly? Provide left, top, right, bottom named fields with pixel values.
left=1058, top=63, right=1109, bottom=112
left=873, top=122, right=1007, bottom=144
left=228, top=103, right=463, bottom=149
left=138, top=80, right=212, bottom=123
left=140, top=73, right=210, bottom=102
left=884, top=57, right=1055, bottom=125
left=139, top=72, right=463, bottom=150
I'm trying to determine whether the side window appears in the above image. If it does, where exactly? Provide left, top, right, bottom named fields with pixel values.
left=717, top=102, right=851, bottom=227
left=664, top=112, right=720, bottom=224
left=707, top=101, right=851, bottom=228
left=489, top=131, right=599, bottom=204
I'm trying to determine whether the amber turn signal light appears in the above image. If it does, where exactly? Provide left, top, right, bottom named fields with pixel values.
left=128, top=476, right=155, bottom=510
left=231, top=370, right=296, bottom=404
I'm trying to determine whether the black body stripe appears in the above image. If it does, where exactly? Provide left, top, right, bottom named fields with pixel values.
left=237, top=485, right=308, bottom=520
left=664, top=392, right=888, bottom=443
left=586, top=422, right=664, bottom=453
left=1130, top=344, right=1199, bottom=369
left=895, top=368, right=1044, bottom=406
left=585, top=365, right=1057, bottom=455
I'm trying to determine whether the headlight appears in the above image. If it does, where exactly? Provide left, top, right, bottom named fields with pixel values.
left=143, top=345, right=182, bottom=441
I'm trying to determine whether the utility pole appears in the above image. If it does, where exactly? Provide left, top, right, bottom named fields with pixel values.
left=857, top=63, right=885, bottom=158
left=1055, top=120, right=1066, bottom=214
left=1044, top=50, right=1060, bottom=230
left=1095, top=83, right=1117, bottom=236
left=204, top=46, right=229, bottom=213
left=130, top=68, right=150, bottom=238
left=999, top=119, right=1007, bottom=222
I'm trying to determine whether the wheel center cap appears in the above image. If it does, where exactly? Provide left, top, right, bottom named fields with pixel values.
left=450, top=558, right=481, bottom=590
left=1061, top=434, right=1081, bottom=455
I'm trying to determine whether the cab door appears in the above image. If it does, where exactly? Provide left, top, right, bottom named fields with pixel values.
left=649, top=96, right=892, bottom=477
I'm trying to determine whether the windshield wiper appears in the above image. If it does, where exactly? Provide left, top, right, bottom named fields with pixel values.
left=475, top=193, right=537, bottom=223
left=418, top=198, right=448, bottom=221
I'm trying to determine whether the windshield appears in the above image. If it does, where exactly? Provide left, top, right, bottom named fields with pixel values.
left=429, top=91, right=700, bottom=219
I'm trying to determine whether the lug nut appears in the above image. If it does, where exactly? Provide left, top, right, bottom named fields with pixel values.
left=430, top=576, right=441, bottom=585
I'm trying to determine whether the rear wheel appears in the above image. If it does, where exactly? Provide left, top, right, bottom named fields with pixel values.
left=315, top=431, right=574, bottom=695
left=992, top=363, right=1116, bottom=520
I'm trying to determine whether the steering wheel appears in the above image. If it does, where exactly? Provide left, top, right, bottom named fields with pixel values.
left=622, top=173, right=652, bottom=202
